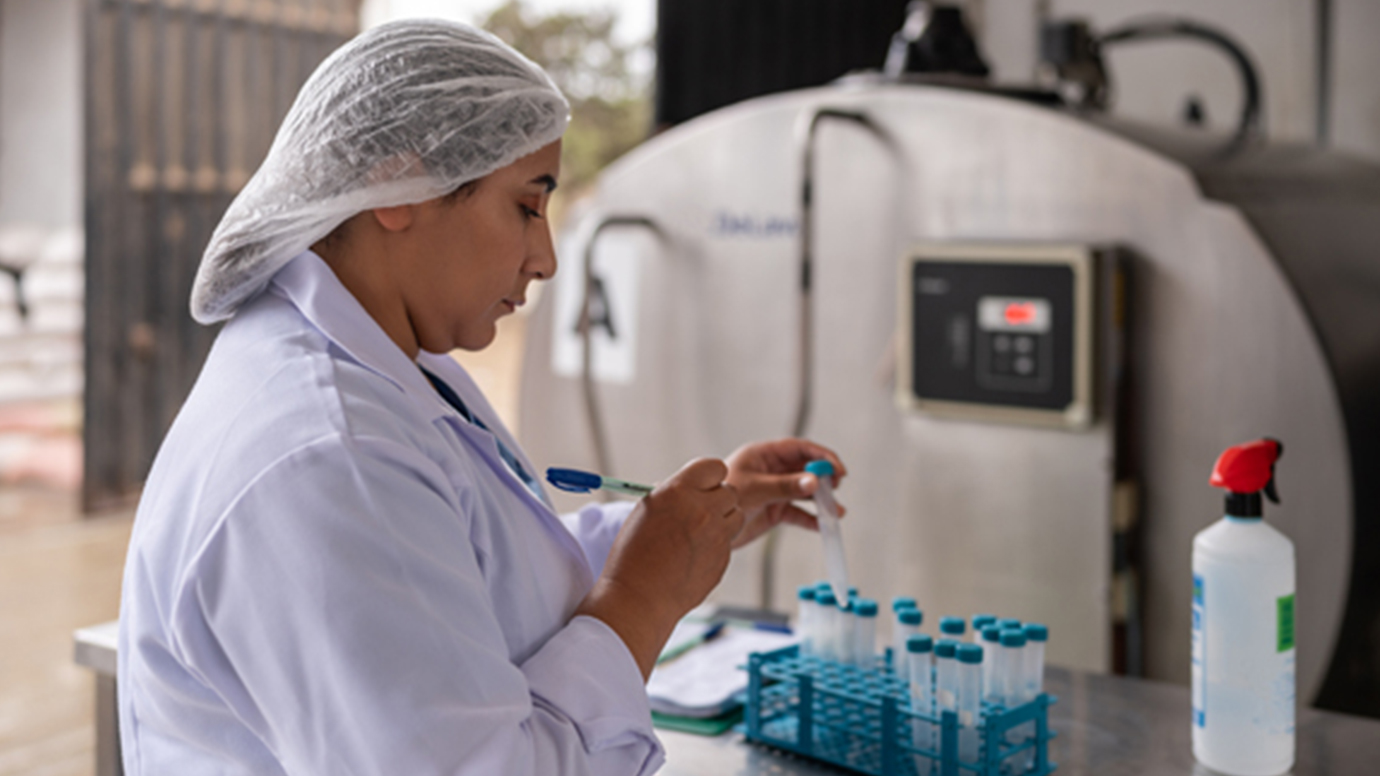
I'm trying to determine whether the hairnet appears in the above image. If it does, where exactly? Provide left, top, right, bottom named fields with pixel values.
left=190, top=19, right=570, bottom=323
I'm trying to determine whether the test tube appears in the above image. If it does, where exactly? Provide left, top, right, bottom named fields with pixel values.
left=1000, top=629, right=1027, bottom=706
left=1021, top=623, right=1048, bottom=699
left=816, top=588, right=839, bottom=661
left=853, top=599, right=879, bottom=667
left=970, top=614, right=996, bottom=642
left=892, top=596, right=918, bottom=614
left=837, top=598, right=857, bottom=665
left=907, top=634, right=935, bottom=776
left=1000, top=628, right=1031, bottom=767
left=979, top=626, right=1002, bottom=704
left=955, top=644, right=984, bottom=765
left=934, top=639, right=959, bottom=715
left=940, top=616, right=966, bottom=641
left=797, top=585, right=817, bottom=656
left=998, top=618, right=1022, bottom=632
left=894, top=607, right=923, bottom=682
left=1021, top=624, right=1048, bottom=770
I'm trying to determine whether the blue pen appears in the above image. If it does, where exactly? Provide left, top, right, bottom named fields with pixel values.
left=546, top=467, right=654, bottom=497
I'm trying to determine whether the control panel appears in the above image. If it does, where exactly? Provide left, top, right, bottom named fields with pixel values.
left=898, top=243, right=1109, bottom=428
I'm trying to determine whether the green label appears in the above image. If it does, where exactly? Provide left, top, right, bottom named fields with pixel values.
left=1278, top=594, right=1296, bottom=652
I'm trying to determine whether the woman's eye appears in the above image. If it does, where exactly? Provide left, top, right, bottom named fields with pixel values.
left=521, top=205, right=543, bottom=220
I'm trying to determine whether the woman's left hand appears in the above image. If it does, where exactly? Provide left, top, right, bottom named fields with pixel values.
left=724, top=438, right=848, bottom=549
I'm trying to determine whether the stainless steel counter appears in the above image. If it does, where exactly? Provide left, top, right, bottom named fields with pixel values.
left=656, top=667, right=1380, bottom=776
left=76, top=625, right=1380, bottom=775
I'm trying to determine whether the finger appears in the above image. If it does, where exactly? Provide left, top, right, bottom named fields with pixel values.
left=711, top=482, right=739, bottom=516
left=777, top=505, right=821, bottom=532
left=765, top=438, right=850, bottom=483
left=748, top=472, right=820, bottom=504
left=672, top=457, right=729, bottom=490
left=723, top=505, right=746, bottom=537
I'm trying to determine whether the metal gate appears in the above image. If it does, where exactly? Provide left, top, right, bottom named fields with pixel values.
left=82, top=0, right=359, bottom=511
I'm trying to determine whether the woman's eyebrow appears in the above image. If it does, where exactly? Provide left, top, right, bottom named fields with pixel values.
left=529, top=174, right=557, bottom=193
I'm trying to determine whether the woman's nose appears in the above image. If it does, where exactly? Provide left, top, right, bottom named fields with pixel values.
left=528, top=221, right=557, bottom=279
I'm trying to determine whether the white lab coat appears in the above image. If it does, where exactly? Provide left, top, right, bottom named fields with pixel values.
left=117, top=251, right=662, bottom=775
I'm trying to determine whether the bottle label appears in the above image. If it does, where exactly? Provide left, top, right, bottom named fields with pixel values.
left=1277, top=594, right=1295, bottom=652
left=1191, top=573, right=1205, bottom=727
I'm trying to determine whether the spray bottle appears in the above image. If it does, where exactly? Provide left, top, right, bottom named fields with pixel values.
left=1192, top=438, right=1295, bottom=776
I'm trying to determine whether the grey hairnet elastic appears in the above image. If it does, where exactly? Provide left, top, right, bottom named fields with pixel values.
left=190, top=19, right=570, bottom=323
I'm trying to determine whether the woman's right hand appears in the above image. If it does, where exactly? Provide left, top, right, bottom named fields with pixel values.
left=573, top=458, right=743, bottom=679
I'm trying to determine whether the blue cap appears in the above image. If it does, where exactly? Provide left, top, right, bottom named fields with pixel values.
left=981, top=626, right=1002, bottom=643
left=805, top=459, right=835, bottom=478
left=1001, top=630, right=1027, bottom=648
left=897, top=608, right=923, bottom=627
left=1024, top=623, right=1048, bottom=642
left=940, top=617, right=966, bottom=636
left=848, top=587, right=859, bottom=599
left=817, top=589, right=837, bottom=606
left=855, top=599, right=878, bottom=617
left=892, top=596, right=918, bottom=612
left=935, top=639, right=958, bottom=658
left=840, top=599, right=853, bottom=613
left=972, top=614, right=997, bottom=630
left=798, top=585, right=816, bottom=601
left=999, top=618, right=1022, bottom=630
left=957, top=643, right=984, bottom=664
left=906, top=634, right=934, bottom=653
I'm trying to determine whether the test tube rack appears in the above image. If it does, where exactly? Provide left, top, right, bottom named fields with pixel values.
left=744, top=644, right=1057, bottom=776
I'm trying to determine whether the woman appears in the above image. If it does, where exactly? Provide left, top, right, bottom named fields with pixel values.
left=118, top=19, right=845, bottom=776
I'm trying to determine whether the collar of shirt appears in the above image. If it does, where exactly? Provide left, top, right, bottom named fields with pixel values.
left=265, top=250, right=554, bottom=510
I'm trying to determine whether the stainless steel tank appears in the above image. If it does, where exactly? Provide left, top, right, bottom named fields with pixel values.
left=517, top=81, right=1378, bottom=712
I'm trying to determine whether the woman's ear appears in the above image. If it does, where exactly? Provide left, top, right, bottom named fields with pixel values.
left=371, top=204, right=415, bottom=232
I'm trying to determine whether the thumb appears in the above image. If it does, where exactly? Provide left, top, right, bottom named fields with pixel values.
left=672, top=457, right=730, bottom=490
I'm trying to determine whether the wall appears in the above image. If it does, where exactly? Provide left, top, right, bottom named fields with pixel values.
left=980, top=0, right=1380, bottom=161
left=0, top=0, right=84, bottom=403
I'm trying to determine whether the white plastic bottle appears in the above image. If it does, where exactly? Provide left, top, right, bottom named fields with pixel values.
left=1192, top=438, right=1295, bottom=776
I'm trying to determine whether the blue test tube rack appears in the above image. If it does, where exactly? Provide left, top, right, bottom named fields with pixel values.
left=744, top=644, right=1057, bottom=776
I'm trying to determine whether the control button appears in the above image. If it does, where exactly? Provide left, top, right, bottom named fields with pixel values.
left=1014, top=336, right=1034, bottom=354
left=993, top=334, right=1011, bottom=353
left=1014, top=356, right=1035, bottom=376
left=993, top=354, right=1012, bottom=374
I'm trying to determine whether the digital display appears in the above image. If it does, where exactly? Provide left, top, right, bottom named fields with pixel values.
left=977, top=296, right=1051, bottom=333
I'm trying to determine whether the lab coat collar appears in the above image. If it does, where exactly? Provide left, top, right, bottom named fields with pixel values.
left=268, top=250, right=454, bottom=423
left=267, top=251, right=559, bottom=515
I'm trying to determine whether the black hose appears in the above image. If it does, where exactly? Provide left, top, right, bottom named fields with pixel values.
left=1099, top=18, right=1263, bottom=145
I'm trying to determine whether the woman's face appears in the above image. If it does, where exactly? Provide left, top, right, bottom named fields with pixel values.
left=396, top=140, right=561, bottom=353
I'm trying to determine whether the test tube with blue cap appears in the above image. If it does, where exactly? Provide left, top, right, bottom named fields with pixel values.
left=815, top=586, right=839, bottom=661
left=955, top=643, right=984, bottom=764
left=907, top=634, right=935, bottom=776
left=805, top=459, right=849, bottom=604
left=971, top=614, right=996, bottom=642
left=894, top=607, right=923, bottom=682
left=939, top=616, right=966, bottom=641
left=934, top=639, right=959, bottom=717
left=979, top=626, right=1003, bottom=703
left=1020, top=623, right=1048, bottom=769
left=853, top=599, right=878, bottom=666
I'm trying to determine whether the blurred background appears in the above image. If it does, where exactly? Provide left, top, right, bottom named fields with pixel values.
left=2, top=1, right=1378, bottom=773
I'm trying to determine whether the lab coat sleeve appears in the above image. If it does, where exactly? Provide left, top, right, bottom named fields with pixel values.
left=170, top=435, right=663, bottom=776
left=559, top=500, right=636, bottom=579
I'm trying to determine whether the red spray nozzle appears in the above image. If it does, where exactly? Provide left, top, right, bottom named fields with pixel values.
left=1210, top=438, right=1284, bottom=502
